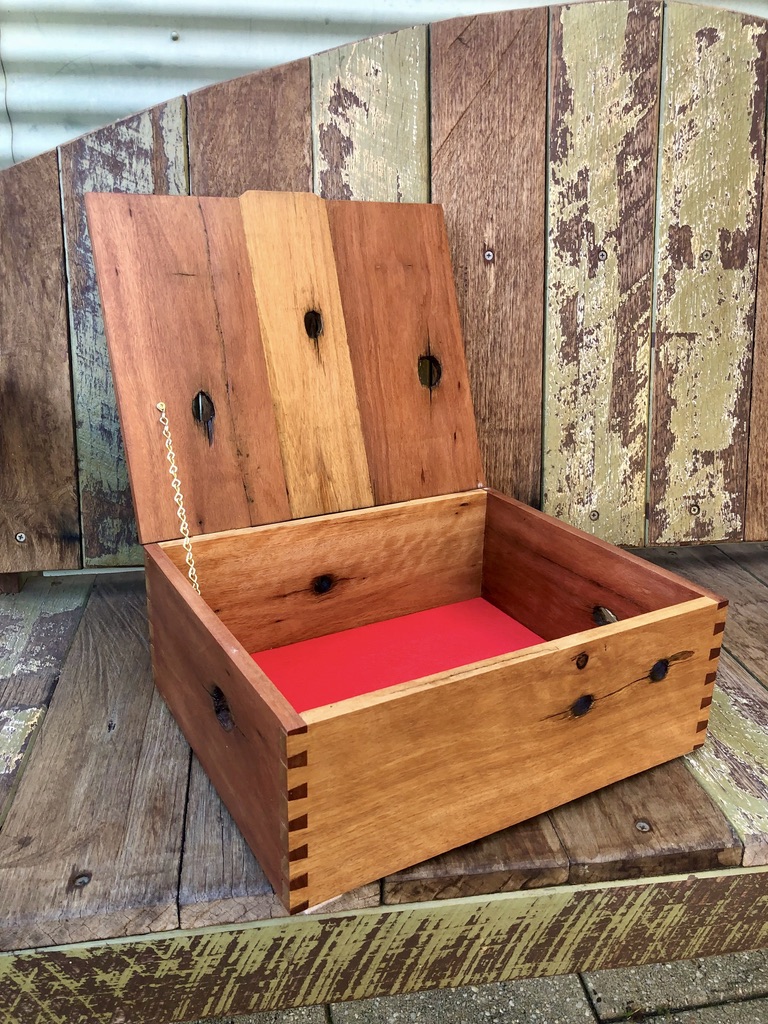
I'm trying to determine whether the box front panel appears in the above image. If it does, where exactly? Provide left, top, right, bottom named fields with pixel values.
left=299, top=597, right=724, bottom=907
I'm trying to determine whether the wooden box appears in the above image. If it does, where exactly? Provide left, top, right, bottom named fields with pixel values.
left=86, top=190, right=727, bottom=913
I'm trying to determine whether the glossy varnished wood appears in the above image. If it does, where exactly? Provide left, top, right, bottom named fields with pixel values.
left=431, top=9, right=547, bottom=507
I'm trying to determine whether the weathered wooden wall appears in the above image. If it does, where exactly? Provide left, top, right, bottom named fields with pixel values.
left=1, top=0, right=768, bottom=570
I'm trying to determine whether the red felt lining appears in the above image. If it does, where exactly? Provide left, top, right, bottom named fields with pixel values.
left=251, top=597, right=544, bottom=713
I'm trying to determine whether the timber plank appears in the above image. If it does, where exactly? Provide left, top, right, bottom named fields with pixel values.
left=327, top=201, right=483, bottom=504
left=685, top=652, right=768, bottom=866
left=239, top=190, right=373, bottom=518
left=0, top=870, right=766, bottom=1024
left=749, top=126, right=768, bottom=539
left=0, top=576, right=92, bottom=822
left=650, top=5, right=768, bottom=543
left=0, top=576, right=189, bottom=951
left=382, top=815, right=568, bottom=904
left=187, top=59, right=311, bottom=196
left=179, top=758, right=378, bottom=928
left=59, top=99, right=188, bottom=567
left=642, top=545, right=768, bottom=676
left=0, top=152, right=80, bottom=572
left=719, top=542, right=768, bottom=587
left=312, top=27, right=428, bottom=202
left=86, top=192, right=291, bottom=544
left=551, top=759, right=742, bottom=883
left=545, top=1, right=661, bottom=544
left=431, top=10, right=547, bottom=506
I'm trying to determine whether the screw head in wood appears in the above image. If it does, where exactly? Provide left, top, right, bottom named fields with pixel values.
left=14, top=532, right=26, bottom=543
left=170, top=30, right=180, bottom=41
left=690, top=503, right=701, bottom=516
left=72, top=872, right=92, bottom=887
left=589, top=509, right=599, bottom=522
left=597, top=249, right=608, bottom=262
left=483, top=249, right=495, bottom=263
left=635, top=819, right=652, bottom=833
left=700, top=250, right=712, bottom=262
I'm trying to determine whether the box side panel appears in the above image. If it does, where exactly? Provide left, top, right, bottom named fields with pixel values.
left=301, top=598, right=724, bottom=907
left=162, top=491, right=486, bottom=652
left=483, top=490, right=724, bottom=640
left=144, top=545, right=304, bottom=904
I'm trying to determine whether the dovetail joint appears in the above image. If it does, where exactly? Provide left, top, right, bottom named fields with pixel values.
left=709, top=647, right=722, bottom=661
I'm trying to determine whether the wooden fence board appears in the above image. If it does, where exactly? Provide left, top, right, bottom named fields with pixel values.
left=312, top=27, right=428, bottom=202
left=59, top=100, right=188, bottom=567
left=0, top=869, right=766, bottom=1024
left=431, top=10, right=547, bottom=506
left=0, top=152, right=80, bottom=572
left=748, top=126, right=768, bottom=540
left=650, top=4, right=768, bottom=543
left=545, top=1, right=661, bottom=544
left=187, top=59, right=311, bottom=196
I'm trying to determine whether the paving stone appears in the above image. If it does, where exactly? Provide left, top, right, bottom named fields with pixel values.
left=583, top=949, right=768, bottom=1020
left=329, top=975, right=597, bottom=1023
left=186, top=1009, right=326, bottom=1024
left=654, top=996, right=768, bottom=1023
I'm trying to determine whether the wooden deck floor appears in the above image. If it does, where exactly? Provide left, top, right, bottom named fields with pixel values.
left=0, top=544, right=766, bottom=1023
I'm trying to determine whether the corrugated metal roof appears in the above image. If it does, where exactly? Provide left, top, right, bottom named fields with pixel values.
left=1, top=0, right=763, bottom=168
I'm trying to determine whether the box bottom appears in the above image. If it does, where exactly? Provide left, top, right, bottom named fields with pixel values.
left=251, top=597, right=544, bottom=713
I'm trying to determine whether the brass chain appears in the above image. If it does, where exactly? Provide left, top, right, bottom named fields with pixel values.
left=156, top=402, right=201, bottom=595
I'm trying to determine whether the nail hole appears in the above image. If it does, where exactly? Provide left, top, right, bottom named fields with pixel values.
left=571, top=694, right=594, bottom=718
left=575, top=652, right=589, bottom=670
left=192, top=391, right=215, bottom=445
left=210, top=686, right=234, bottom=732
left=418, top=354, right=442, bottom=389
left=304, top=309, right=323, bottom=340
left=312, top=574, right=335, bottom=595
left=649, top=659, right=669, bottom=682
left=593, top=606, right=618, bottom=626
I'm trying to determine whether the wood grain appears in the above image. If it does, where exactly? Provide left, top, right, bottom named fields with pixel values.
left=0, top=576, right=92, bottom=823
left=179, top=757, right=378, bottom=928
left=300, top=598, right=722, bottom=907
left=86, top=192, right=291, bottom=544
left=1, top=870, right=767, bottom=1024
left=545, top=1, right=661, bottom=544
left=685, top=652, right=768, bottom=866
left=239, top=190, right=373, bottom=518
left=718, top=542, right=768, bottom=587
left=431, top=10, right=547, bottom=506
left=144, top=543, right=304, bottom=906
left=383, top=815, right=568, bottom=903
left=327, top=200, right=483, bottom=503
left=482, top=490, right=711, bottom=643
left=312, top=28, right=428, bottom=202
left=0, top=576, right=189, bottom=951
left=650, top=5, right=768, bottom=543
left=0, top=151, right=80, bottom=572
left=161, top=491, right=485, bottom=654
left=641, top=545, right=767, bottom=675
left=551, top=759, right=741, bottom=883
left=748, top=129, right=768, bottom=539
left=59, top=99, right=188, bottom=566
left=187, top=59, right=311, bottom=196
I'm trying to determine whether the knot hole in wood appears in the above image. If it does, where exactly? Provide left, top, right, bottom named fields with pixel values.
left=210, top=685, right=234, bottom=731
left=418, top=354, right=442, bottom=389
left=192, top=390, right=215, bottom=445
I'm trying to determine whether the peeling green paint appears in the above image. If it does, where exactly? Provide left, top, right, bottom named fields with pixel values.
left=312, top=28, right=428, bottom=203
left=545, top=1, right=660, bottom=545
left=651, top=4, right=768, bottom=542
left=0, top=707, right=44, bottom=777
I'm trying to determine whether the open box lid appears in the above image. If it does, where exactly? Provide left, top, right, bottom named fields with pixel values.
left=86, top=190, right=484, bottom=545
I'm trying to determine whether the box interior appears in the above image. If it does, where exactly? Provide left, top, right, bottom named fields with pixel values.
left=159, top=488, right=706, bottom=715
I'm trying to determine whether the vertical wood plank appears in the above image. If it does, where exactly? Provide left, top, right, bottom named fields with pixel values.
left=187, top=59, right=311, bottom=197
left=650, top=5, right=768, bottom=543
left=312, top=27, right=428, bottom=203
left=0, top=152, right=81, bottom=571
left=545, top=1, right=661, bottom=544
left=59, top=100, right=188, bottom=567
left=239, top=190, right=374, bottom=518
left=431, top=10, right=548, bottom=506
left=748, top=125, right=768, bottom=540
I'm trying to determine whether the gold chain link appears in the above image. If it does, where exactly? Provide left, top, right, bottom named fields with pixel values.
left=156, top=402, right=201, bottom=595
